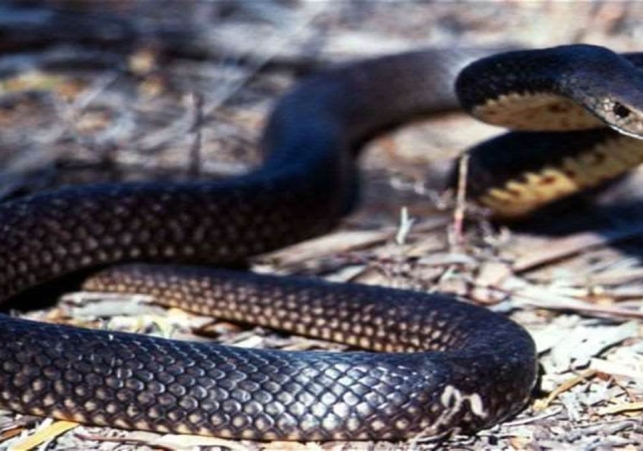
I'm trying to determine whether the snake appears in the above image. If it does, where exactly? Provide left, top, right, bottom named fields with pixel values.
left=1, top=44, right=642, bottom=442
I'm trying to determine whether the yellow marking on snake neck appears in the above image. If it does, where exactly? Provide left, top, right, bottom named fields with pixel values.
left=473, top=92, right=602, bottom=130
left=480, top=135, right=643, bottom=218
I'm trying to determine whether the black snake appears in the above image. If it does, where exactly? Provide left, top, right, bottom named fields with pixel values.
left=1, top=44, right=642, bottom=441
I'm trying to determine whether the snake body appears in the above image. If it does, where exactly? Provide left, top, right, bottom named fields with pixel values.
left=1, top=44, right=643, bottom=441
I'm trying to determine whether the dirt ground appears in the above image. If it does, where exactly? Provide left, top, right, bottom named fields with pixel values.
left=0, top=1, right=642, bottom=450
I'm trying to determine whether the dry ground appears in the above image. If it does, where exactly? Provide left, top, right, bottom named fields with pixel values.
left=0, top=2, right=641, bottom=450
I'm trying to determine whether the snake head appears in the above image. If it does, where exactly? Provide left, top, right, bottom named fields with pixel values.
left=588, top=92, right=643, bottom=139
left=557, top=44, right=643, bottom=139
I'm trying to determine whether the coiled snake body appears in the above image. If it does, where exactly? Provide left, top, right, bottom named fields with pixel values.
left=1, top=44, right=643, bottom=441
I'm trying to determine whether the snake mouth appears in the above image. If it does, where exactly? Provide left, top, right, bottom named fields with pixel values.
left=561, top=47, right=643, bottom=139
left=594, top=98, right=643, bottom=139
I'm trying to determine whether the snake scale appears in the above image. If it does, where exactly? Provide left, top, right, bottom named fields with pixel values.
left=1, top=44, right=643, bottom=441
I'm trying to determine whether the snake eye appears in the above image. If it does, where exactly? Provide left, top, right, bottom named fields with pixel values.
left=612, top=102, right=631, bottom=119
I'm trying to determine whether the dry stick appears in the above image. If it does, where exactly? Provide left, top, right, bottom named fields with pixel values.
left=262, top=216, right=451, bottom=268
left=503, top=407, right=563, bottom=427
left=44, top=71, right=122, bottom=144
left=188, top=92, right=205, bottom=178
left=537, top=369, right=598, bottom=409
left=452, top=153, right=469, bottom=247
left=488, top=281, right=643, bottom=320
left=137, top=3, right=329, bottom=154
left=513, top=223, right=643, bottom=273
left=200, top=3, right=328, bottom=119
